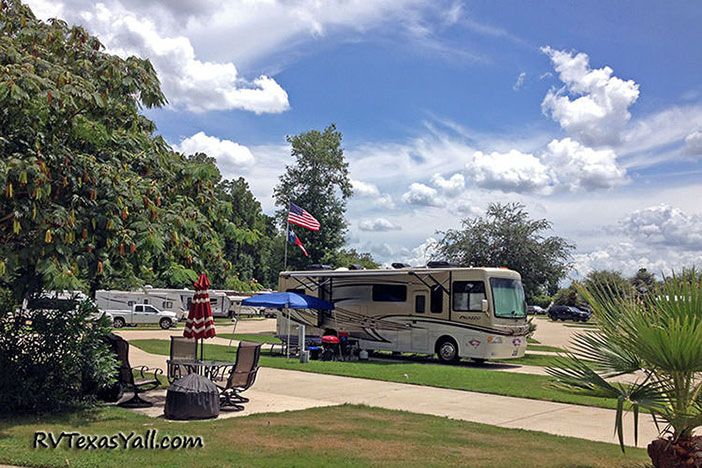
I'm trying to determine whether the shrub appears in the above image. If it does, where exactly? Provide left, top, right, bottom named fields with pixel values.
left=0, top=298, right=117, bottom=414
left=530, top=294, right=553, bottom=308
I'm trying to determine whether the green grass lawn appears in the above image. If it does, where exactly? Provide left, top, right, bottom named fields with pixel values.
left=217, top=333, right=281, bottom=344
left=0, top=405, right=648, bottom=468
left=527, top=344, right=565, bottom=353
left=496, top=353, right=565, bottom=368
left=131, top=340, right=622, bottom=411
left=113, top=324, right=182, bottom=331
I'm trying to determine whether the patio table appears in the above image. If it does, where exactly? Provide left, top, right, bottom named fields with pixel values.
left=167, top=359, right=234, bottom=384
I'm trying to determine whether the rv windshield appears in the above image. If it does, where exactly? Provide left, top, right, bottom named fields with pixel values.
left=489, top=277, right=527, bottom=319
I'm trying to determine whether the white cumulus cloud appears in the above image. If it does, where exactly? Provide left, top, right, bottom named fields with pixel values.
left=544, top=138, right=626, bottom=191
left=351, top=179, right=381, bottom=197
left=402, top=237, right=439, bottom=267
left=541, top=46, right=640, bottom=146
left=467, top=149, right=551, bottom=193
left=402, top=183, right=444, bottom=207
left=83, top=4, right=289, bottom=114
left=432, top=173, right=465, bottom=197
left=684, top=131, right=702, bottom=156
left=618, top=204, right=702, bottom=250
left=464, top=138, right=626, bottom=194
left=175, top=132, right=255, bottom=174
left=358, top=218, right=402, bottom=232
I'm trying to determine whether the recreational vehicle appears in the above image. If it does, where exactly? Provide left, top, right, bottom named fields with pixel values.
left=278, top=266, right=530, bottom=363
left=95, top=287, right=231, bottom=319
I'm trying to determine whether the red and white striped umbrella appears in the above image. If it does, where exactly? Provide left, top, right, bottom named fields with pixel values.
left=183, top=273, right=216, bottom=340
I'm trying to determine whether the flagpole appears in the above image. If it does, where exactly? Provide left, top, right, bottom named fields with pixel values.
left=284, top=218, right=289, bottom=271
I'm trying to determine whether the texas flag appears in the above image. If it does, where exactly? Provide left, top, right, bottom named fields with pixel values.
left=287, top=229, right=309, bottom=257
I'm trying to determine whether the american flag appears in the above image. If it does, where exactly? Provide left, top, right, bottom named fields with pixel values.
left=288, top=202, right=320, bottom=231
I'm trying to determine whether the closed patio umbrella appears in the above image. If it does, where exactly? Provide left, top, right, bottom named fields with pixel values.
left=183, top=273, right=216, bottom=360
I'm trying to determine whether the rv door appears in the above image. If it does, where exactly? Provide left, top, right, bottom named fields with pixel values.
left=411, top=290, right=430, bottom=353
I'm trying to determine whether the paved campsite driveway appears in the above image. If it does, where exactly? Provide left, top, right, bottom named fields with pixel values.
left=530, top=316, right=588, bottom=349
left=114, top=318, right=276, bottom=341
left=127, top=346, right=657, bottom=447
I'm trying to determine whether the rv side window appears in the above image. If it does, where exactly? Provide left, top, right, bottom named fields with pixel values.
left=128, top=301, right=135, bottom=307
left=372, top=284, right=407, bottom=302
left=211, top=298, right=218, bottom=305
left=430, top=286, right=443, bottom=313
left=415, top=295, right=426, bottom=313
left=143, top=299, right=149, bottom=304
left=163, top=301, right=173, bottom=309
left=452, top=281, right=486, bottom=311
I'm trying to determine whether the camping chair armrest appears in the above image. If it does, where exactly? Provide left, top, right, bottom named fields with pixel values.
left=133, top=366, right=163, bottom=390
left=228, top=367, right=259, bottom=377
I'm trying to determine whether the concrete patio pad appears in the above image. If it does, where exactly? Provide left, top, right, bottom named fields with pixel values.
left=127, top=347, right=657, bottom=447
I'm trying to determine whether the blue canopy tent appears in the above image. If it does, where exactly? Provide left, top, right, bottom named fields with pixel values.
left=238, top=292, right=334, bottom=358
left=241, top=292, right=334, bottom=311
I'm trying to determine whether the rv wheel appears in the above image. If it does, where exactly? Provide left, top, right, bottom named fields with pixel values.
left=113, top=317, right=125, bottom=328
left=159, top=318, right=172, bottom=330
left=436, top=337, right=459, bottom=364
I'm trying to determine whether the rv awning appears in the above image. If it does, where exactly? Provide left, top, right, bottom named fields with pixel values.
left=241, top=292, right=334, bottom=310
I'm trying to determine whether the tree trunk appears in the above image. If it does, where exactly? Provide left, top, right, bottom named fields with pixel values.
left=647, top=436, right=702, bottom=467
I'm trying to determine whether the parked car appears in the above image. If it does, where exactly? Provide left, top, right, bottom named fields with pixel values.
left=548, top=305, right=592, bottom=322
left=527, top=305, right=546, bottom=315
left=107, top=304, right=178, bottom=329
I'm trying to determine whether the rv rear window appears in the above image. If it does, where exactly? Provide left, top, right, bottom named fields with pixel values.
left=452, top=281, right=486, bottom=311
left=372, top=284, right=407, bottom=302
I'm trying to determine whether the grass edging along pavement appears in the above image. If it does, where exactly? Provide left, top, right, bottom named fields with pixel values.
left=217, top=333, right=282, bottom=344
left=526, top=344, right=565, bottom=353
left=131, top=339, right=622, bottom=411
left=0, top=405, right=648, bottom=468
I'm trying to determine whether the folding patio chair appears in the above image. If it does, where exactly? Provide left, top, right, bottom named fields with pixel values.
left=167, top=336, right=198, bottom=383
left=105, top=333, right=163, bottom=408
left=216, top=341, right=262, bottom=411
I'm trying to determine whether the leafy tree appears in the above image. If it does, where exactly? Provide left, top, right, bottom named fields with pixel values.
left=630, top=267, right=657, bottom=295
left=0, top=2, right=260, bottom=299
left=552, top=283, right=587, bottom=308
left=220, top=177, right=282, bottom=288
left=584, top=270, right=634, bottom=298
left=273, top=124, right=352, bottom=270
left=435, top=202, right=574, bottom=300
left=334, top=248, right=379, bottom=269
left=548, top=273, right=702, bottom=465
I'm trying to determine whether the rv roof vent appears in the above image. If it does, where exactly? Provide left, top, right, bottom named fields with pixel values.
left=391, top=262, right=411, bottom=269
left=348, top=264, right=364, bottom=270
left=426, top=261, right=457, bottom=268
left=308, top=264, right=333, bottom=270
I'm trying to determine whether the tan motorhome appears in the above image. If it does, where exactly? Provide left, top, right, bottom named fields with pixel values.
left=278, top=265, right=530, bottom=363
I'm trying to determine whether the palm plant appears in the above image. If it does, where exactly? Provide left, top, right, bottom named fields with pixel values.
left=547, top=272, right=702, bottom=466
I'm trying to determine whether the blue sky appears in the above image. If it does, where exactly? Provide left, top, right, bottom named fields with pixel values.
left=29, top=0, right=702, bottom=276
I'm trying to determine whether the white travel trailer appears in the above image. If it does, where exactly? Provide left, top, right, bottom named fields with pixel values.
left=278, top=265, right=530, bottom=363
left=95, top=287, right=231, bottom=319
left=96, top=287, right=187, bottom=319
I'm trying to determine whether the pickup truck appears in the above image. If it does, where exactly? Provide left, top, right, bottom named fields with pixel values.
left=108, top=304, right=178, bottom=329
